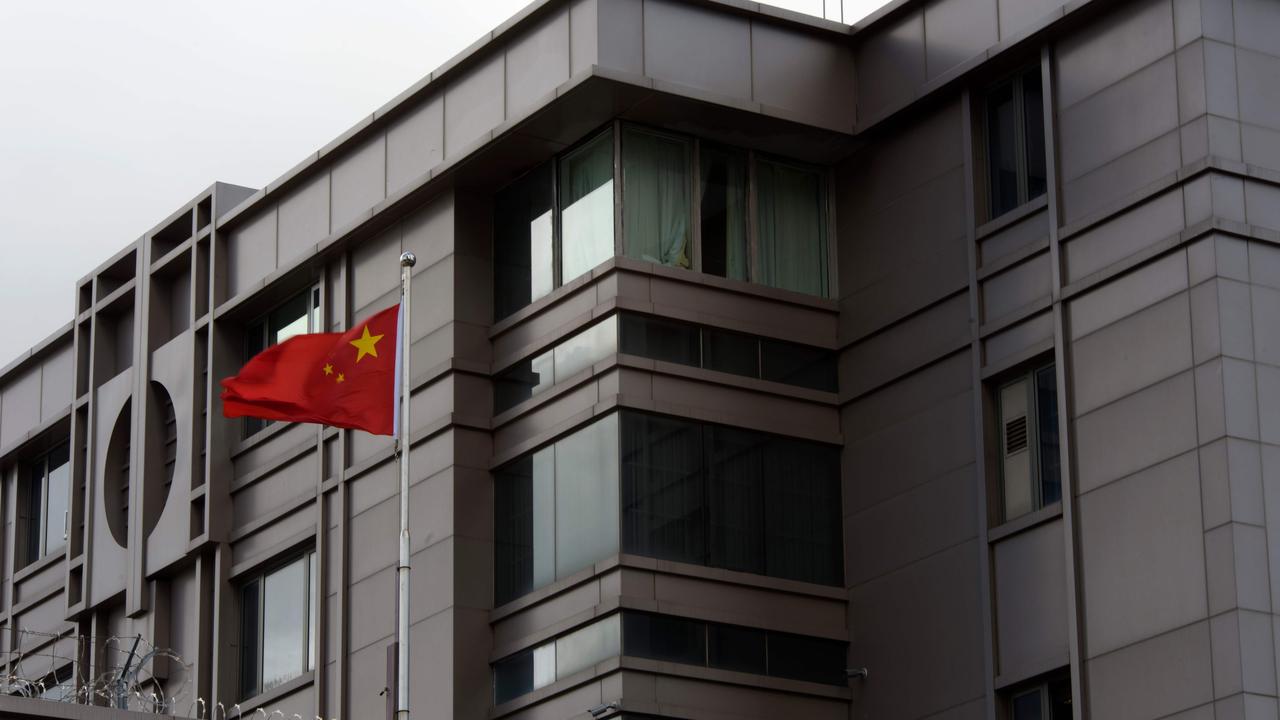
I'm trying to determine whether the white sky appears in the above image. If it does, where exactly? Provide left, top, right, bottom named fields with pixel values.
left=0, top=0, right=888, bottom=367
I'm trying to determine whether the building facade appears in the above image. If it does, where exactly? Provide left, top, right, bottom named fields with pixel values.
left=0, top=0, right=1277, bottom=717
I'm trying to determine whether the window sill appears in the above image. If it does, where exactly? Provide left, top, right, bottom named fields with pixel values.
left=976, top=194, right=1048, bottom=241
left=988, top=501, right=1063, bottom=543
left=13, top=548, right=64, bottom=584
left=235, top=670, right=314, bottom=716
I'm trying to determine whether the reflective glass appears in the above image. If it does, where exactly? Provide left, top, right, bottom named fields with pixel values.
left=1012, top=689, right=1043, bottom=720
left=23, top=463, right=41, bottom=565
left=553, top=318, right=617, bottom=384
left=621, top=414, right=707, bottom=565
left=492, top=649, right=532, bottom=705
left=708, top=624, right=766, bottom=675
left=623, top=613, right=705, bottom=666
left=623, top=127, right=691, bottom=269
left=493, top=349, right=553, bottom=414
left=700, top=146, right=748, bottom=281
left=553, top=414, right=619, bottom=579
left=763, top=437, right=842, bottom=585
left=1036, top=365, right=1061, bottom=507
left=1023, top=69, right=1047, bottom=203
left=261, top=558, right=307, bottom=692
left=44, top=443, right=70, bottom=554
left=494, top=457, right=533, bottom=604
left=239, top=579, right=260, bottom=699
left=701, top=326, right=758, bottom=378
left=618, top=314, right=699, bottom=367
left=494, top=163, right=555, bottom=320
left=560, top=130, right=615, bottom=283
left=760, top=338, right=837, bottom=392
left=706, top=425, right=764, bottom=575
left=556, top=614, right=620, bottom=679
left=269, top=291, right=310, bottom=345
left=987, top=81, right=1019, bottom=217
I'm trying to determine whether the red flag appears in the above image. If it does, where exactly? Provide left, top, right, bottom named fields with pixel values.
left=221, top=304, right=400, bottom=436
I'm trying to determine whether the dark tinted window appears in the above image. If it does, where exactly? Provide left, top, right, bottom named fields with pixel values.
left=700, top=146, right=749, bottom=282
left=494, top=163, right=555, bottom=321
left=239, top=579, right=261, bottom=699
left=623, top=613, right=706, bottom=666
left=621, top=413, right=707, bottom=565
left=760, top=338, right=837, bottom=392
left=763, top=437, right=843, bottom=586
left=619, top=314, right=700, bottom=366
left=494, top=457, right=535, bottom=604
left=1035, top=365, right=1060, bottom=506
left=702, top=326, right=758, bottom=378
left=767, top=631, right=847, bottom=686
left=708, top=624, right=766, bottom=675
left=493, top=357, right=548, bottom=414
left=985, top=66, right=1047, bottom=219
left=492, top=649, right=533, bottom=706
left=705, top=425, right=765, bottom=576
left=1022, top=69, right=1047, bottom=201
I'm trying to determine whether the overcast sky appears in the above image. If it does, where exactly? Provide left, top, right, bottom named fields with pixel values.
left=0, top=0, right=886, bottom=367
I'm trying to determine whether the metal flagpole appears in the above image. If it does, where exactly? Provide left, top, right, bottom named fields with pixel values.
left=396, top=251, right=416, bottom=720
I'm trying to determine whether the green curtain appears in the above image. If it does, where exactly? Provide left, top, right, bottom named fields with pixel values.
left=623, top=128, right=691, bottom=268
left=559, top=130, right=615, bottom=282
left=755, top=159, right=827, bottom=296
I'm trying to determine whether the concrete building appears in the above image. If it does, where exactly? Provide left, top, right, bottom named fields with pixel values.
left=0, top=0, right=1278, bottom=717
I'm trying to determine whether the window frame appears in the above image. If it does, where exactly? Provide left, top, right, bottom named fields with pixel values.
left=237, top=550, right=317, bottom=701
left=20, top=441, right=70, bottom=568
left=491, top=122, right=835, bottom=322
left=994, top=361, right=1060, bottom=525
left=240, top=284, right=322, bottom=440
left=1002, top=671, right=1071, bottom=720
left=981, top=63, right=1047, bottom=222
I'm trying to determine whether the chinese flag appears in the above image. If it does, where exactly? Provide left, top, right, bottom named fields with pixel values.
left=221, top=304, right=400, bottom=436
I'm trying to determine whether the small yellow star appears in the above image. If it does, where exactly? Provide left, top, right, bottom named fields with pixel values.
left=322, top=363, right=333, bottom=376
left=336, top=372, right=345, bottom=383
left=349, top=324, right=384, bottom=363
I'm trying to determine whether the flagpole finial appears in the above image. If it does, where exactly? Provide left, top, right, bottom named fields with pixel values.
left=399, top=251, right=416, bottom=268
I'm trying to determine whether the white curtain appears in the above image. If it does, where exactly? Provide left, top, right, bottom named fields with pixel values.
left=623, top=128, right=690, bottom=268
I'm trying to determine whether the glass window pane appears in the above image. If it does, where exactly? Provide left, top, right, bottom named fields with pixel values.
left=24, top=463, right=42, bottom=564
left=618, top=314, right=700, bottom=367
left=708, top=624, right=766, bottom=675
left=307, top=552, right=317, bottom=672
left=45, top=445, right=69, bottom=554
left=701, top=327, right=758, bottom=378
left=1012, top=688, right=1044, bottom=720
left=553, top=318, right=618, bottom=384
left=706, top=426, right=765, bottom=576
left=494, top=457, right=534, bottom=605
left=623, top=127, right=691, bottom=269
left=532, top=448, right=556, bottom=591
left=269, top=292, right=310, bottom=345
left=1023, top=68, right=1047, bottom=203
left=987, top=81, right=1020, bottom=217
left=560, top=130, right=615, bottom=283
left=492, top=649, right=533, bottom=706
left=760, top=338, right=837, bottom=392
left=261, top=558, right=307, bottom=692
left=494, top=163, right=555, bottom=320
left=554, top=414, right=620, bottom=579
left=1036, top=366, right=1061, bottom=508
left=240, top=579, right=261, bottom=699
left=755, top=159, right=827, bottom=296
left=621, top=413, right=706, bottom=565
left=493, top=349, right=553, bottom=415
left=762, top=437, right=842, bottom=585
left=622, top=613, right=705, bottom=666
left=700, top=146, right=749, bottom=281
left=556, top=614, right=620, bottom=679
left=766, top=632, right=846, bottom=686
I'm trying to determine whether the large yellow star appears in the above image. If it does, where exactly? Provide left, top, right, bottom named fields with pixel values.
left=349, top=324, right=384, bottom=363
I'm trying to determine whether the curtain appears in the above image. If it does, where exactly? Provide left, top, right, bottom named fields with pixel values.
left=762, top=437, right=841, bottom=585
left=621, top=413, right=706, bottom=564
left=623, top=128, right=691, bottom=268
left=706, top=425, right=765, bottom=575
left=756, top=159, right=828, bottom=296
left=700, top=147, right=748, bottom=281
left=560, top=130, right=614, bottom=282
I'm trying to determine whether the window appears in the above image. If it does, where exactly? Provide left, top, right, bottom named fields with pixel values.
left=21, top=442, right=70, bottom=567
left=494, top=411, right=842, bottom=605
left=492, top=614, right=621, bottom=705
left=997, top=363, right=1060, bottom=522
left=985, top=66, right=1047, bottom=219
left=239, top=551, right=317, bottom=699
left=1006, top=675, right=1071, bottom=720
left=493, top=125, right=832, bottom=321
left=242, top=286, right=321, bottom=438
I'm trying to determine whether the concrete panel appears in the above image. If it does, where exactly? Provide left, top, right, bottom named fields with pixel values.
left=1243, top=123, right=1280, bottom=173
left=1068, top=250, right=1188, bottom=340
left=998, top=0, right=1062, bottom=40
left=752, top=21, right=855, bottom=130
left=401, top=193, right=455, bottom=270
left=506, top=10, right=571, bottom=120
left=350, top=225, right=402, bottom=317
left=1244, top=180, right=1280, bottom=234
left=643, top=0, right=750, bottom=100
left=226, top=207, right=277, bottom=298
left=844, top=100, right=963, bottom=213
left=850, top=540, right=984, bottom=719
left=330, top=135, right=386, bottom=231
left=1074, top=371, right=1198, bottom=493
left=981, top=250, right=1051, bottom=323
left=979, top=208, right=1049, bottom=268
left=1086, top=621, right=1213, bottom=720
left=847, top=463, right=976, bottom=586
left=994, top=519, right=1069, bottom=677
left=924, top=0, right=997, bottom=80
left=1078, top=451, right=1206, bottom=656
left=1061, top=130, right=1181, bottom=225
left=1069, top=292, right=1192, bottom=415
left=652, top=573, right=845, bottom=638
left=1176, top=41, right=1207, bottom=124
left=1203, top=39, right=1240, bottom=120
left=1056, top=0, right=1175, bottom=110
left=1062, top=187, right=1184, bottom=284
left=652, top=675, right=847, bottom=719
left=569, top=0, right=598, bottom=76
left=843, top=352, right=971, bottom=441
left=840, top=292, right=970, bottom=398
left=0, top=366, right=40, bottom=449
left=1058, top=57, right=1179, bottom=182
left=386, top=94, right=443, bottom=196
left=39, top=345, right=72, bottom=420
left=276, top=173, right=330, bottom=266
left=1234, top=0, right=1280, bottom=56
left=596, top=0, right=643, bottom=75
left=983, top=311, right=1054, bottom=368
left=444, top=54, right=504, bottom=159
left=855, top=8, right=925, bottom=123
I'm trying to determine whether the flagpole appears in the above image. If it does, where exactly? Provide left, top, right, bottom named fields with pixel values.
left=396, top=251, right=415, bottom=720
